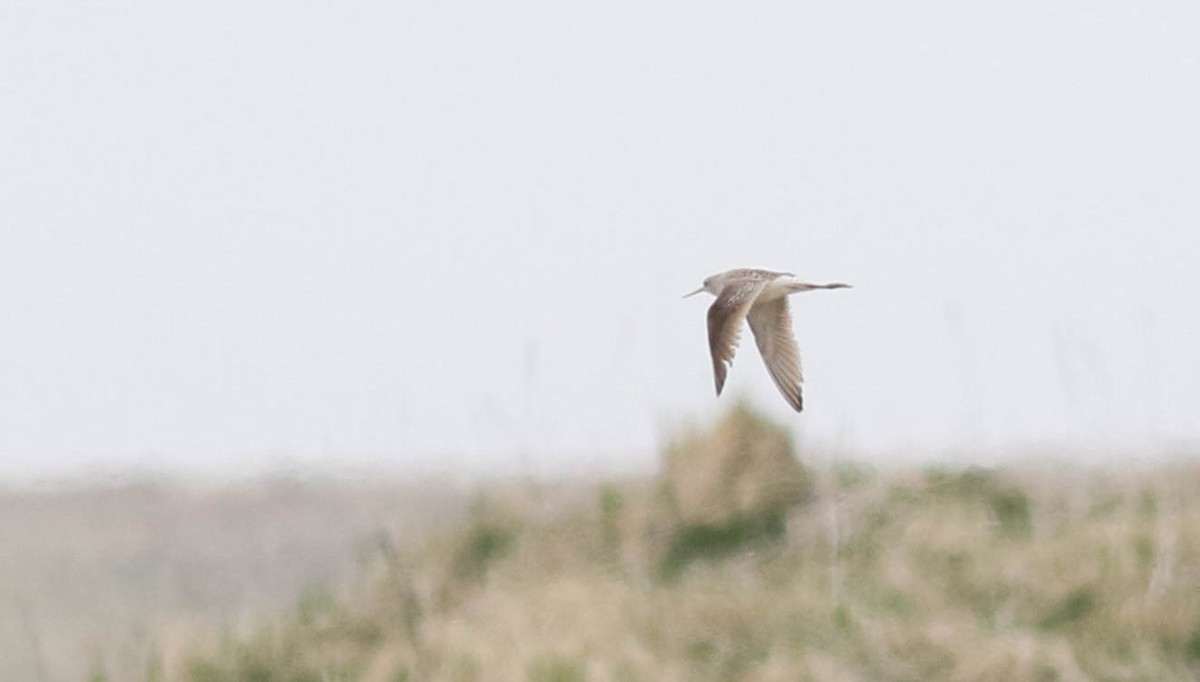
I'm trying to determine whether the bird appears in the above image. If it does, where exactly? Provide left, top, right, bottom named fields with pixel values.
left=684, top=268, right=850, bottom=412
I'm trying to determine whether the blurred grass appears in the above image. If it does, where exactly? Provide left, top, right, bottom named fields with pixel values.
left=171, top=406, right=1200, bottom=682
left=0, top=475, right=473, bottom=682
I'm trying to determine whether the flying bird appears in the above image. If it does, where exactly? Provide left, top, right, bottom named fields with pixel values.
left=684, top=268, right=850, bottom=412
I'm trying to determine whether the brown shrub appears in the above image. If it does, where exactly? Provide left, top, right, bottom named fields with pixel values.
left=662, top=401, right=810, bottom=527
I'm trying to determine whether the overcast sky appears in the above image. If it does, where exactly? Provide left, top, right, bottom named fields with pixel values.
left=3, top=1, right=1198, bottom=479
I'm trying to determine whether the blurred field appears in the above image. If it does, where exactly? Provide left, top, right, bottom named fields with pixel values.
left=0, top=475, right=472, bottom=682
left=7, top=406, right=1200, bottom=681
left=175, top=406, right=1200, bottom=682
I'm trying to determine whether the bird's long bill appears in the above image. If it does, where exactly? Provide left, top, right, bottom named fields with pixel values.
left=682, top=287, right=705, bottom=298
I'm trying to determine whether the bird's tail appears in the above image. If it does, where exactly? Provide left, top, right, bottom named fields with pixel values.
left=788, top=281, right=852, bottom=293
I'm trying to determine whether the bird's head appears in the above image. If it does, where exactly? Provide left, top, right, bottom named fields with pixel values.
left=682, top=274, right=720, bottom=298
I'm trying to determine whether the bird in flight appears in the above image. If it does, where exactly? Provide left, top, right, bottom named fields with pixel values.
left=684, top=268, right=850, bottom=412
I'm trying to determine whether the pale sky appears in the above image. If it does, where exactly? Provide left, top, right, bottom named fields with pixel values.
left=3, top=1, right=1198, bottom=479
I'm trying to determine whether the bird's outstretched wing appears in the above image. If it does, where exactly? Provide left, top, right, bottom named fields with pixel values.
left=747, top=296, right=804, bottom=412
left=706, top=280, right=769, bottom=396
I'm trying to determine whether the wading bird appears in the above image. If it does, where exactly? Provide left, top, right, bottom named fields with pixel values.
left=684, top=268, right=850, bottom=412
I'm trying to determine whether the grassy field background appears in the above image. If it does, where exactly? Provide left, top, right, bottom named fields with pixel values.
left=0, top=475, right=472, bottom=681
left=5, top=405, right=1200, bottom=681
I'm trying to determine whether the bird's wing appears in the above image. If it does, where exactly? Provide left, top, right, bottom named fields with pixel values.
left=706, top=280, right=768, bottom=396
left=747, top=296, right=804, bottom=412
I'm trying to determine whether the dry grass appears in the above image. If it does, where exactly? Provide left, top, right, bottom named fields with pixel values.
left=0, top=475, right=472, bottom=682
left=178, top=408, right=1200, bottom=682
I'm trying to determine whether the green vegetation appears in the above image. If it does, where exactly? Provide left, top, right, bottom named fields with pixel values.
left=1037, top=587, right=1096, bottom=630
left=452, top=521, right=517, bottom=583
left=658, top=509, right=788, bottom=581
left=12, top=407, right=1198, bottom=680
left=526, top=654, right=586, bottom=682
left=171, top=406, right=1200, bottom=681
